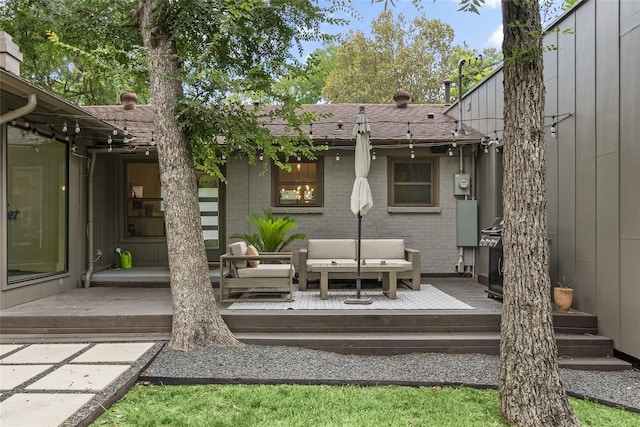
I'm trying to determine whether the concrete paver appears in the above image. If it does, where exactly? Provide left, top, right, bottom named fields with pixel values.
left=1, top=344, right=88, bottom=364
left=73, top=342, right=155, bottom=363
left=26, top=364, right=131, bottom=391
left=0, top=342, right=158, bottom=426
left=0, top=345, right=23, bottom=357
left=0, top=365, right=53, bottom=390
left=1, top=393, right=95, bottom=427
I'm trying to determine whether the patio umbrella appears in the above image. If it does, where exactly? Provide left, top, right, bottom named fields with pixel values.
left=345, top=106, right=373, bottom=305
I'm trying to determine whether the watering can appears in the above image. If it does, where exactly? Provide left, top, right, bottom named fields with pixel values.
left=119, top=251, right=132, bottom=269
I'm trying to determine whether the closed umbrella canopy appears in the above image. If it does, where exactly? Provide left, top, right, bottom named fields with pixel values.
left=346, top=106, right=373, bottom=304
left=351, top=107, right=373, bottom=216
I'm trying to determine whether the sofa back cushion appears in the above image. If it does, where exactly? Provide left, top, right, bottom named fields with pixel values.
left=361, top=239, right=405, bottom=259
left=229, top=241, right=248, bottom=268
left=308, top=239, right=355, bottom=259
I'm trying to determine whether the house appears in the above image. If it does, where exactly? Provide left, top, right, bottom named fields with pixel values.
left=0, top=32, right=125, bottom=308
left=2, top=0, right=638, bottom=363
left=460, top=0, right=640, bottom=360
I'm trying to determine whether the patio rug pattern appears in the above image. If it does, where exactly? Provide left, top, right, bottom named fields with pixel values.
left=227, top=284, right=474, bottom=310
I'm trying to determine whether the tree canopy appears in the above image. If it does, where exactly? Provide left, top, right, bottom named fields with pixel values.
left=322, top=10, right=455, bottom=104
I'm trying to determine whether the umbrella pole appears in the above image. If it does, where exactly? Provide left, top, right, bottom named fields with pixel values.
left=345, top=213, right=372, bottom=305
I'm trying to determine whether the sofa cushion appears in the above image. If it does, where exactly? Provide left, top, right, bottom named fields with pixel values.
left=229, top=241, right=248, bottom=268
left=307, top=259, right=358, bottom=270
left=245, top=244, right=260, bottom=267
left=361, top=239, right=405, bottom=259
left=236, top=264, right=294, bottom=278
left=308, top=239, right=355, bottom=259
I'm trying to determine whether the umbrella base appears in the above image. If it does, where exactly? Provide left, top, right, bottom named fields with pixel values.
left=344, top=298, right=373, bottom=305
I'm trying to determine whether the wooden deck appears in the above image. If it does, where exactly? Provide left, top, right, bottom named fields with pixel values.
left=0, top=277, right=632, bottom=371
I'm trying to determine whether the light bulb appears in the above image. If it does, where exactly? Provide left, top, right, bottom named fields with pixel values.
left=372, top=151, right=376, bottom=160
left=112, top=129, right=118, bottom=135
left=410, top=150, right=415, bottom=159
left=448, top=147, right=453, bottom=157
left=221, top=154, right=226, bottom=160
left=551, top=124, right=556, bottom=138
left=75, top=120, right=80, bottom=133
left=336, top=152, right=340, bottom=162
left=108, top=145, right=113, bottom=153
left=259, top=153, right=264, bottom=161
left=145, top=148, right=150, bottom=156
left=297, top=153, right=301, bottom=162
left=107, top=134, right=112, bottom=145
left=409, top=141, right=414, bottom=149
left=484, top=147, right=489, bottom=154
left=62, top=121, right=68, bottom=133
left=452, top=141, right=457, bottom=148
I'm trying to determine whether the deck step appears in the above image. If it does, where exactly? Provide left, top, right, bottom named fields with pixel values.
left=557, top=356, right=633, bottom=371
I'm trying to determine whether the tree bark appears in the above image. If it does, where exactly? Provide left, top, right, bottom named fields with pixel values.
left=138, top=0, right=243, bottom=351
left=498, top=1, right=579, bottom=426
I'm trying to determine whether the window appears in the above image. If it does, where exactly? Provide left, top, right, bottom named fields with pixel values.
left=388, top=158, right=437, bottom=206
left=7, top=125, right=68, bottom=284
left=125, top=161, right=165, bottom=238
left=273, top=158, right=323, bottom=207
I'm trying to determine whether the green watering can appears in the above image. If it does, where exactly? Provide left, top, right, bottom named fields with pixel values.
left=119, top=251, right=132, bottom=269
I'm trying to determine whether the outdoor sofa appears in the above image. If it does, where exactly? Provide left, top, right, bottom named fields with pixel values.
left=219, top=241, right=295, bottom=302
left=298, top=238, right=421, bottom=291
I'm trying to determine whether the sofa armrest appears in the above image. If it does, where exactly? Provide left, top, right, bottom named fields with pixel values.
left=404, top=247, right=421, bottom=290
left=298, top=248, right=309, bottom=290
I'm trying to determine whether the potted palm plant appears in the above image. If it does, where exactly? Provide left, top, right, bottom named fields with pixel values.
left=231, top=209, right=306, bottom=252
left=554, top=275, right=576, bottom=312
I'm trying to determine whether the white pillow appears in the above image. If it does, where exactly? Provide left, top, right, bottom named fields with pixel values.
left=229, top=241, right=248, bottom=268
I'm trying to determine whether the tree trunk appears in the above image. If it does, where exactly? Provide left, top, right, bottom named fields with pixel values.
left=138, top=0, right=243, bottom=351
left=498, top=1, right=579, bottom=426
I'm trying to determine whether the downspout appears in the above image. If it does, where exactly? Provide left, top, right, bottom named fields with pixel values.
left=457, top=146, right=465, bottom=273
left=83, top=152, right=97, bottom=288
left=0, top=93, right=37, bottom=124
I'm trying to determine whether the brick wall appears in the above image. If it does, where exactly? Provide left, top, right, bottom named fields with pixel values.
left=225, top=150, right=475, bottom=274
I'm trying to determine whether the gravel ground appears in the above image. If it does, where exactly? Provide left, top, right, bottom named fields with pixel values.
left=141, top=344, right=640, bottom=412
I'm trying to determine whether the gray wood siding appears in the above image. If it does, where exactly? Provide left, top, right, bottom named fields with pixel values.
left=465, top=0, right=639, bottom=358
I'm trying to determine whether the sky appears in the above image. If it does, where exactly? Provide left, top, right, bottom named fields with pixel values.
left=316, top=0, right=505, bottom=54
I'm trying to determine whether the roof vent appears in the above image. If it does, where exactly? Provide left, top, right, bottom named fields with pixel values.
left=427, top=113, right=435, bottom=119
left=120, top=92, right=138, bottom=110
left=393, top=90, right=410, bottom=108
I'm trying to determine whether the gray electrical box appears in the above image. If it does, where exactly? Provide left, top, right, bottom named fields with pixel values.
left=454, top=173, right=471, bottom=196
left=456, top=200, right=478, bottom=247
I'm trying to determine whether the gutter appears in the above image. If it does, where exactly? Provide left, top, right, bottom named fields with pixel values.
left=0, top=93, right=37, bottom=124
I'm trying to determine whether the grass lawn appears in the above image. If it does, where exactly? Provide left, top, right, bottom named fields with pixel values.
left=93, top=384, right=639, bottom=426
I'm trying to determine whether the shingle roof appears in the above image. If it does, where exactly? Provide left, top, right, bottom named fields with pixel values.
left=84, top=102, right=484, bottom=149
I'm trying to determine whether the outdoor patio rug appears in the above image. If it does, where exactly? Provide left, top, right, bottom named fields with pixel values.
left=227, top=284, right=474, bottom=310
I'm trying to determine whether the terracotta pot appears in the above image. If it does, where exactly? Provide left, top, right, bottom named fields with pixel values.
left=554, top=287, right=574, bottom=312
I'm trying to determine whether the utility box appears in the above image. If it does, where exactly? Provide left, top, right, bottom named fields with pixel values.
left=454, top=173, right=471, bottom=196
left=456, top=200, right=478, bottom=247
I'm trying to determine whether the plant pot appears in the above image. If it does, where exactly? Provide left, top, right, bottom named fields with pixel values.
left=554, top=287, right=574, bottom=312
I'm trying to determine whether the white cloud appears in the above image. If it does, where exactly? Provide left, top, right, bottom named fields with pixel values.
left=487, top=24, right=503, bottom=49
left=485, top=0, right=501, bottom=8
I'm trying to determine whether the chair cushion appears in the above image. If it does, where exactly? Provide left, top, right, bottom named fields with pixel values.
left=361, top=239, right=405, bottom=259
left=308, top=239, right=355, bottom=259
left=229, top=241, right=248, bottom=268
left=236, top=264, right=294, bottom=278
left=307, top=259, right=358, bottom=270
left=245, top=245, right=260, bottom=267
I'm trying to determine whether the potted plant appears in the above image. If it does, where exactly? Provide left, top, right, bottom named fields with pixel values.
left=231, top=209, right=306, bottom=252
left=554, top=275, right=576, bottom=312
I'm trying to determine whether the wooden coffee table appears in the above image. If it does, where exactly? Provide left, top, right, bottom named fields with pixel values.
left=312, top=262, right=409, bottom=300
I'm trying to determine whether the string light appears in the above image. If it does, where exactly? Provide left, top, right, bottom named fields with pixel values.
left=410, top=150, right=415, bottom=159
left=409, top=141, right=414, bottom=149
left=448, top=147, right=454, bottom=157
left=335, top=152, right=340, bottom=162
left=309, top=123, right=313, bottom=136
left=406, top=122, right=412, bottom=139
left=551, top=116, right=557, bottom=138
left=297, top=153, right=301, bottom=162
left=145, top=147, right=150, bottom=156
left=259, top=152, right=264, bottom=161
left=151, top=132, right=156, bottom=146
left=74, top=120, right=80, bottom=133
left=108, top=145, right=112, bottom=153
left=371, top=151, right=376, bottom=160
left=62, top=121, right=68, bottom=133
